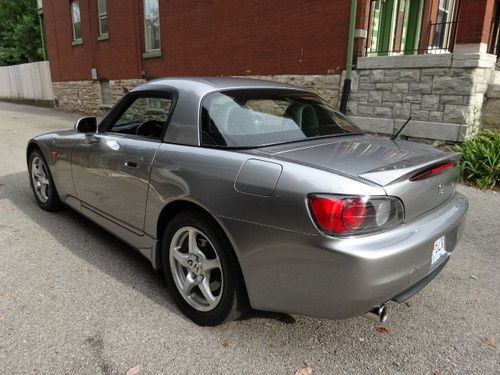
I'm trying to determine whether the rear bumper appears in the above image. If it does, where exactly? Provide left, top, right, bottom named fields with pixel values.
left=391, top=255, right=449, bottom=303
left=223, top=192, right=468, bottom=319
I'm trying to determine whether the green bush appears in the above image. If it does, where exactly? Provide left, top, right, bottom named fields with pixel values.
left=455, top=131, right=500, bottom=190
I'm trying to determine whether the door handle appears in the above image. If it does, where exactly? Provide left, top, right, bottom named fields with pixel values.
left=124, top=161, right=139, bottom=169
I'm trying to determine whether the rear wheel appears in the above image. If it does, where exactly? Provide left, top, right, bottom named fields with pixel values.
left=162, top=210, right=248, bottom=326
left=28, top=149, right=62, bottom=211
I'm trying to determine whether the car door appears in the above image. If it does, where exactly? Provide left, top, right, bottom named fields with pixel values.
left=71, top=91, right=175, bottom=233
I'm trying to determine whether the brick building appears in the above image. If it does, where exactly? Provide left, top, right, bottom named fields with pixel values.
left=39, top=0, right=500, bottom=141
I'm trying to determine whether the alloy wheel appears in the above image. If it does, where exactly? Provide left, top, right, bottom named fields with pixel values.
left=169, top=226, right=223, bottom=312
left=31, top=156, right=50, bottom=203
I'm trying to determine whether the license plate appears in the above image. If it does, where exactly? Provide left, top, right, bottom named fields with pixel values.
left=432, top=236, right=446, bottom=264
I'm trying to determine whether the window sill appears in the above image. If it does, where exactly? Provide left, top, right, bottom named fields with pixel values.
left=97, top=33, right=109, bottom=41
left=100, top=104, right=113, bottom=109
left=142, top=50, right=162, bottom=59
left=72, top=38, right=83, bottom=46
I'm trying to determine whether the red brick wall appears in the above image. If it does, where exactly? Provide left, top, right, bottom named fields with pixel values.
left=44, top=0, right=143, bottom=82
left=44, top=0, right=351, bottom=82
left=455, top=0, right=496, bottom=45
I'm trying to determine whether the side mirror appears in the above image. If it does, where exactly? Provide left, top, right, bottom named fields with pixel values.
left=75, top=117, right=97, bottom=133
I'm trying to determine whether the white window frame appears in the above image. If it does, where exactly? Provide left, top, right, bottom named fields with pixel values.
left=429, top=0, right=457, bottom=53
left=144, top=0, right=161, bottom=53
left=71, top=0, right=82, bottom=42
left=98, top=0, right=108, bottom=37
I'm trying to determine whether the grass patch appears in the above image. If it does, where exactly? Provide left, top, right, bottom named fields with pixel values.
left=454, top=131, right=500, bottom=190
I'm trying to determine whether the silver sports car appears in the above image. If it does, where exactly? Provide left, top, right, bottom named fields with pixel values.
left=27, top=78, right=468, bottom=326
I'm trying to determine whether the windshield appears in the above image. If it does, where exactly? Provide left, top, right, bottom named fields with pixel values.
left=200, top=89, right=363, bottom=148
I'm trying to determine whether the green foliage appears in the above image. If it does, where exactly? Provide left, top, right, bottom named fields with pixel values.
left=455, top=131, right=500, bottom=190
left=0, top=0, right=44, bottom=65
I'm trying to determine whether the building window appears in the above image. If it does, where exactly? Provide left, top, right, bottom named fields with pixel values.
left=366, top=0, right=424, bottom=56
left=144, top=0, right=161, bottom=53
left=431, top=0, right=457, bottom=53
left=100, top=80, right=113, bottom=106
left=98, top=0, right=108, bottom=37
left=71, top=0, right=82, bottom=44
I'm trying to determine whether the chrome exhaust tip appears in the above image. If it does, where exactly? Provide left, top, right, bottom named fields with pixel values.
left=365, top=305, right=388, bottom=323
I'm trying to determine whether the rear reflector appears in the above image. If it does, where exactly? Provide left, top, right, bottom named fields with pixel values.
left=409, top=162, right=456, bottom=181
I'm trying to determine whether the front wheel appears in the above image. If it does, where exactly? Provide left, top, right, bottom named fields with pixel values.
left=162, top=210, right=248, bottom=326
left=28, top=149, right=62, bottom=211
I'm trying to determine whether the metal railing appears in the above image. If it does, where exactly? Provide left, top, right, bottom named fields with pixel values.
left=365, top=20, right=458, bottom=56
left=426, top=20, right=458, bottom=54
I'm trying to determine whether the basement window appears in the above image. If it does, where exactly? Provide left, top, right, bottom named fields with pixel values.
left=71, top=0, right=82, bottom=45
left=144, top=0, right=161, bottom=54
left=98, top=0, right=108, bottom=38
left=100, top=80, right=113, bottom=107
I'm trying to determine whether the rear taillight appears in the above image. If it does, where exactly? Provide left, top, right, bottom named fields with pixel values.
left=307, top=195, right=404, bottom=236
left=409, top=162, right=456, bottom=181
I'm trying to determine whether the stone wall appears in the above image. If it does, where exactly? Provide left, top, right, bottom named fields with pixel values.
left=52, top=75, right=341, bottom=116
left=52, top=79, right=145, bottom=116
left=346, top=53, right=497, bottom=141
left=482, top=70, right=500, bottom=132
left=248, top=75, right=341, bottom=108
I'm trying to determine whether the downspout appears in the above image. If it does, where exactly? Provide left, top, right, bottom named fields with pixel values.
left=340, top=0, right=358, bottom=114
left=37, top=8, right=47, bottom=60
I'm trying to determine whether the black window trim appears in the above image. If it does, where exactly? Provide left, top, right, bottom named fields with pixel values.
left=198, top=88, right=363, bottom=150
left=98, top=88, right=178, bottom=142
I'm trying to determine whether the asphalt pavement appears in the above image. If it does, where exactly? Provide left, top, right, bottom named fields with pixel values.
left=0, top=102, right=498, bottom=374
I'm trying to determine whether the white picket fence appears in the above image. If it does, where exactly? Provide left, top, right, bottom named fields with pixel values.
left=0, top=61, right=54, bottom=101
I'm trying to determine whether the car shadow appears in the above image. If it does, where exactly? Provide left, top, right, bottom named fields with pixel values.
left=0, top=170, right=298, bottom=325
left=0, top=170, right=183, bottom=317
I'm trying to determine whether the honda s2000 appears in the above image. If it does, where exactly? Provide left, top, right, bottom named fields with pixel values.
left=27, top=78, right=468, bottom=325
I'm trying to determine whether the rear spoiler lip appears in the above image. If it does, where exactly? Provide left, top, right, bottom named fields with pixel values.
left=359, top=152, right=461, bottom=186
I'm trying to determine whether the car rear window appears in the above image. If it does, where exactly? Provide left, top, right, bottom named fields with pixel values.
left=200, top=89, right=362, bottom=148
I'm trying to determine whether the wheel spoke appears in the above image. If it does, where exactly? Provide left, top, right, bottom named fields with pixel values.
left=188, top=229, right=198, bottom=254
left=198, top=277, right=217, bottom=306
left=181, top=274, right=195, bottom=294
left=41, top=184, right=49, bottom=200
left=35, top=159, right=43, bottom=172
left=202, top=258, right=220, bottom=272
left=172, top=246, right=190, bottom=267
left=188, top=229, right=205, bottom=258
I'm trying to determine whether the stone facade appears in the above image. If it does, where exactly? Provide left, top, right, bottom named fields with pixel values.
left=346, top=53, right=498, bottom=141
left=247, top=75, right=341, bottom=107
left=482, top=70, right=500, bottom=132
left=52, top=79, right=145, bottom=116
left=52, top=75, right=341, bottom=116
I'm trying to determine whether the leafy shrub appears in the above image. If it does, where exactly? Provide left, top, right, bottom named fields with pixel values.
left=454, top=131, right=500, bottom=190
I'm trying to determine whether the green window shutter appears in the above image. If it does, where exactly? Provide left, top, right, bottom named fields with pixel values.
left=377, top=0, right=395, bottom=56
left=404, top=0, right=424, bottom=55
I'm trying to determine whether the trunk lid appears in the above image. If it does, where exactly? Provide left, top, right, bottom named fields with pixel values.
left=257, top=135, right=460, bottom=220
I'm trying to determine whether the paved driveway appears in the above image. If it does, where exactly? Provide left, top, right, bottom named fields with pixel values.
left=0, top=102, right=498, bottom=375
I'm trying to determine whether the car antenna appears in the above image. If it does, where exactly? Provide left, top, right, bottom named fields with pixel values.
left=391, top=116, right=411, bottom=140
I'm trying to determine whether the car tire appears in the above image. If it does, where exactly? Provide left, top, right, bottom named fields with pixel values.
left=28, top=148, right=62, bottom=211
left=162, top=209, right=248, bottom=326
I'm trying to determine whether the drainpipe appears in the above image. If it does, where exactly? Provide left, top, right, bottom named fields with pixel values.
left=340, top=0, right=358, bottom=114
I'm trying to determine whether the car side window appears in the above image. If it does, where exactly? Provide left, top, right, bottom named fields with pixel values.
left=108, top=96, right=173, bottom=139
